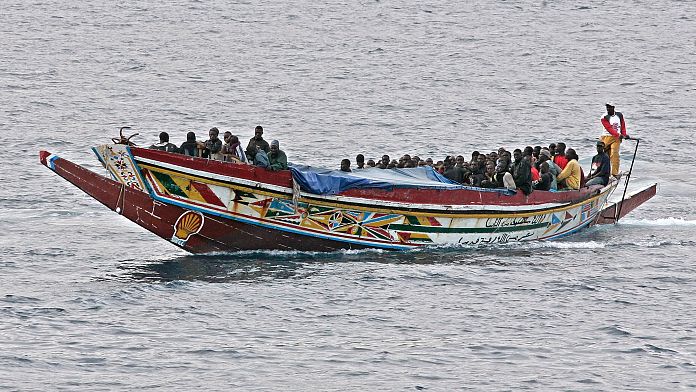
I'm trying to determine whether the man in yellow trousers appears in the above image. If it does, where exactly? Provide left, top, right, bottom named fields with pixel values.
left=600, top=102, right=631, bottom=176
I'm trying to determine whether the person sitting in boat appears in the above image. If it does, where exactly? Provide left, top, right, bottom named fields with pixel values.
left=470, top=151, right=480, bottom=166
left=533, top=161, right=553, bottom=191
left=444, top=156, right=465, bottom=183
left=600, top=102, right=631, bottom=176
left=537, top=149, right=560, bottom=191
left=245, top=125, right=270, bottom=159
left=377, top=155, right=390, bottom=169
left=585, top=141, right=611, bottom=186
left=512, top=149, right=533, bottom=195
left=556, top=148, right=582, bottom=190
left=268, top=140, right=288, bottom=171
left=366, top=159, right=376, bottom=168
left=495, top=158, right=516, bottom=191
left=197, top=127, right=223, bottom=160
left=524, top=147, right=540, bottom=183
left=340, top=158, right=351, bottom=172
left=553, top=142, right=569, bottom=170
left=221, top=132, right=248, bottom=163
left=179, top=132, right=198, bottom=156
left=473, top=161, right=497, bottom=188
left=149, top=132, right=178, bottom=153
left=397, top=154, right=410, bottom=168
left=355, top=154, right=365, bottom=169
left=251, top=145, right=270, bottom=168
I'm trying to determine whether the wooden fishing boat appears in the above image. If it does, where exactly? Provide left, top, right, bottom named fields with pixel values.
left=39, top=141, right=656, bottom=253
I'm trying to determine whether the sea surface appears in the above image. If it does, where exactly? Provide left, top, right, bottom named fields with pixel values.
left=2, top=1, right=696, bottom=390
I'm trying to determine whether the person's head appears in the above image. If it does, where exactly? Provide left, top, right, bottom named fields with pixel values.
left=367, top=159, right=375, bottom=167
left=159, top=132, right=170, bottom=143
left=477, top=154, right=486, bottom=165
left=513, top=148, right=522, bottom=162
left=340, top=158, right=351, bottom=172
left=596, top=141, right=605, bottom=154
left=425, top=157, right=433, bottom=166
left=230, top=135, right=239, bottom=144
left=606, top=102, right=615, bottom=116
left=356, top=154, right=365, bottom=167
left=523, top=146, right=534, bottom=157
left=555, top=142, right=566, bottom=155
left=503, top=150, right=512, bottom=160
left=418, top=160, right=426, bottom=167
left=489, top=151, right=498, bottom=160
left=548, top=143, right=556, bottom=155
left=496, top=159, right=509, bottom=173
left=254, top=125, right=264, bottom=139
left=186, top=131, right=196, bottom=142
left=270, top=139, right=279, bottom=154
left=533, top=146, right=542, bottom=158
left=209, top=127, right=220, bottom=140
left=566, top=148, right=578, bottom=161
left=497, top=147, right=506, bottom=156
left=540, top=161, right=550, bottom=174
left=486, top=161, right=496, bottom=175
left=455, top=155, right=465, bottom=166
left=471, top=151, right=480, bottom=161
left=388, top=159, right=398, bottom=169
left=539, top=149, right=551, bottom=162
left=381, top=155, right=390, bottom=165
left=223, top=131, right=232, bottom=143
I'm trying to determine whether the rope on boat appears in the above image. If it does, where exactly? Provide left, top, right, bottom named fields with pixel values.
left=115, top=182, right=125, bottom=215
left=291, top=177, right=301, bottom=213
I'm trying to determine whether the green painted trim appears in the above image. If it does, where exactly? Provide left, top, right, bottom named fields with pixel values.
left=152, top=171, right=187, bottom=198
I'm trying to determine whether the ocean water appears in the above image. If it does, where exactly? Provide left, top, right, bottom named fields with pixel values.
left=2, top=1, right=696, bottom=390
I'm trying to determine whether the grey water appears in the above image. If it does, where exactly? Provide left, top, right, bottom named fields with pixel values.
left=2, top=0, right=696, bottom=390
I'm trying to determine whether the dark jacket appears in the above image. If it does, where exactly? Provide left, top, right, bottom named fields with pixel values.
left=179, top=141, right=198, bottom=156
left=269, top=150, right=288, bottom=171
left=150, top=142, right=178, bottom=153
left=512, top=159, right=533, bottom=195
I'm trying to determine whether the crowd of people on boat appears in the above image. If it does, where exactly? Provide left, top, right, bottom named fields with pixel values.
left=149, top=125, right=288, bottom=171
left=338, top=102, right=632, bottom=194
left=338, top=142, right=610, bottom=194
left=147, top=103, right=631, bottom=194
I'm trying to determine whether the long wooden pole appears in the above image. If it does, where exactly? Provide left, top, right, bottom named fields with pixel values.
left=615, top=138, right=640, bottom=223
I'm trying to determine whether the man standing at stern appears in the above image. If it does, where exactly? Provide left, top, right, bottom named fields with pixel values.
left=600, top=102, right=631, bottom=176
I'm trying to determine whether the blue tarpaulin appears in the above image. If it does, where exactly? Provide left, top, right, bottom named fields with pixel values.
left=289, top=164, right=512, bottom=195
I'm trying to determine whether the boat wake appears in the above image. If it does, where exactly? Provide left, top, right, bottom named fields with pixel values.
left=618, top=217, right=696, bottom=226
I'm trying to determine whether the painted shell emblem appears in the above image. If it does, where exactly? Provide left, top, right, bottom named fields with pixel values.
left=171, top=211, right=204, bottom=246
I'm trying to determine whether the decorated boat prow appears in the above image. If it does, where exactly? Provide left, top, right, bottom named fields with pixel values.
left=40, top=143, right=656, bottom=253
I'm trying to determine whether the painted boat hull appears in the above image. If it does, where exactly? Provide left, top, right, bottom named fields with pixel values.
left=39, top=145, right=655, bottom=253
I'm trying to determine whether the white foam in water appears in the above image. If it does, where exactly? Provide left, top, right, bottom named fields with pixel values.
left=619, top=217, right=696, bottom=226
left=514, top=240, right=607, bottom=250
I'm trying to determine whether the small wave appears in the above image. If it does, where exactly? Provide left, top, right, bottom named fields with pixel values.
left=619, top=217, right=696, bottom=226
left=519, top=240, right=606, bottom=250
left=600, top=325, right=632, bottom=337
left=195, top=247, right=388, bottom=259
